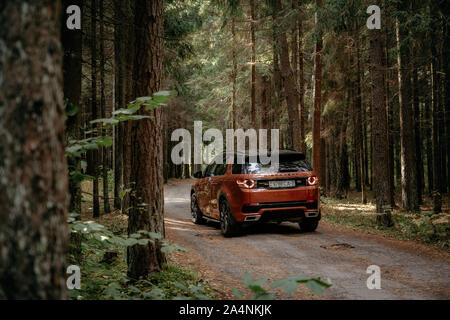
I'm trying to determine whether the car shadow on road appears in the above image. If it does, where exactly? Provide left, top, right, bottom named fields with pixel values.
left=201, top=219, right=320, bottom=237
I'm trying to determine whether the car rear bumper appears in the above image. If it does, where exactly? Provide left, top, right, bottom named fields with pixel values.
left=232, top=199, right=320, bottom=223
left=227, top=184, right=320, bottom=223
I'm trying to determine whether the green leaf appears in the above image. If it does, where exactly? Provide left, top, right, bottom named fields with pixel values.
left=97, top=136, right=113, bottom=147
left=113, top=108, right=137, bottom=115
left=90, top=118, right=120, bottom=125
left=148, top=232, right=163, bottom=239
left=153, top=90, right=176, bottom=96
left=271, top=275, right=310, bottom=296
left=242, top=273, right=253, bottom=287
left=142, top=287, right=165, bottom=300
left=306, top=279, right=330, bottom=296
left=232, top=288, right=243, bottom=299
left=254, top=293, right=275, bottom=300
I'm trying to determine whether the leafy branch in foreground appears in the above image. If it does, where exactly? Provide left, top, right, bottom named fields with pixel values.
left=68, top=212, right=187, bottom=255
left=66, top=91, right=175, bottom=179
left=232, top=273, right=332, bottom=299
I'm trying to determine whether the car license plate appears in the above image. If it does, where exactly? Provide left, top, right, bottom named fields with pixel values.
left=269, top=180, right=295, bottom=188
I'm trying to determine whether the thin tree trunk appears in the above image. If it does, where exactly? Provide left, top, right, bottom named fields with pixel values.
left=396, top=8, right=419, bottom=211
left=250, top=0, right=257, bottom=129
left=297, top=1, right=306, bottom=153
left=272, top=15, right=282, bottom=132
left=412, top=67, right=423, bottom=204
left=91, top=0, right=100, bottom=218
left=0, top=0, right=68, bottom=298
left=113, top=0, right=125, bottom=209
left=354, top=35, right=366, bottom=203
left=312, top=0, right=323, bottom=177
left=443, top=6, right=450, bottom=196
left=100, top=0, right=110, bottom=214
left=232, top=17, right=237, bottom=130
left=431, top=59, right=442, bottom=213
left=122, top=0, right=135, bottom=213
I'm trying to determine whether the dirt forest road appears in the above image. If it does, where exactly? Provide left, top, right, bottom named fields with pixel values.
left=164, top=179, right=450, bottom=300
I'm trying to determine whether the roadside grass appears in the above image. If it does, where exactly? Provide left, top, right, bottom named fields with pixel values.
left=321, top=192, right=450, bottom=250
left=69, top=178, right=215, bottom=300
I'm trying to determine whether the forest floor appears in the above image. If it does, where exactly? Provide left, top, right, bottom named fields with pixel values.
left=164, top=179, right=450, bottom=300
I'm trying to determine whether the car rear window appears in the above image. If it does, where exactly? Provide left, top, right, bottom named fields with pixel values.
left=233, top=153, right=312, bottom=174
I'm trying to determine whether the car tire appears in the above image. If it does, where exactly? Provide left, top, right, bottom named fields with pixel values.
left=191, top=193, right=205, bottom=224
left=219, top=199, right=240, bottom=237
left=299, top=219, right=319, bottom=232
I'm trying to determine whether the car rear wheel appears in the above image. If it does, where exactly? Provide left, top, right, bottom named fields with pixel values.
left=299, top=219, right=319, bottom=232
left=191, top=193, right=205, bottom=224
left=220, top=199, right=240, bottom=237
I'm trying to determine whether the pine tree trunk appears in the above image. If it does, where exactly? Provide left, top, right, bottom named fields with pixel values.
left=250, top=0, right=257, bottom=129
left=127, top=0, right=166, bottom=278
left=91, top=0, right=100, bottom=217
left=122, top=0, right=135, bottom=213
left=425, top=85, right=433, bottom=195
left=354, top=36, right=366, bottom=203
left=62, top=0, right=82, bottom=214
left=443, top=4, right=450, bottom=196
left=0, top=0, right=68, bottom=298
left=272, top=14, right=282, bottom=133
left=396, top=9, right=419, bottom=211
left=297, top=1, right=306, bottom=153
left=232, top=18, right=237, bottom=130
left=384, top=23, right=395, bottom=207
left=430, top=59, right=442, bottom=213
left=100, top=0, right=110, bottom=214
left=412, top=67, right=423, bottom=204
left=312, top=0, right=322, bottom=177
left=113, top=0, right=126, bottom=209
left=274, top=0, right=301, bottom=152
left=369, top=9, right=391, bottom=213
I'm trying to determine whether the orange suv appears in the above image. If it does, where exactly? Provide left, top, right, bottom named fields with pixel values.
left=190, top=150, right=320, bottom=237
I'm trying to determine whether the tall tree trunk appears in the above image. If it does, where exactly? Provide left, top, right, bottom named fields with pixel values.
left=250, top=0, right=257, bottom=129
left=0, top=0, right=68, bottom=298
left=91, top=0, right=100, bottom=217
left=122, top=0, right=135, bottom=213
left=353, top=34, right=366, bottom=203
left=443, top=4, right=450, bottom=196
left=274, top=0, right=301, bottom=152
left=127, top=0, right=166, bottom=279
left=369, top=9, right=391, bottom=213
left=425, top=82, right=433, bottom=195
left=272, top=15, right=282, bottom=132
left=297, top=1, right=306, bottom=153
left=62, top=0, right=83, bottom=214
left=412, top=67, right=423, bottom=204
left=384, top=20, right=395, bottom=207
left=100, top=0, right=110, bottom=214
left=232, top=17, right=237, bottom=130
left=396, top=7, right=419, bottom=211
left=113, top=0, right=125, bottom=209
left=312, top=0, right=322, bottom=177
left=430, top=59, right=442, bottom=213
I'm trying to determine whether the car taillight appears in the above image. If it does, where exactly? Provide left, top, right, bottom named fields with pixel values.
left=307, top=176, right=319, bottom=186
left=236, top=179, right=255, bottom=189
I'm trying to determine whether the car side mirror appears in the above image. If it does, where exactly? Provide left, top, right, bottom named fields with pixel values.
left=193, top=171, right=203, bottom=179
